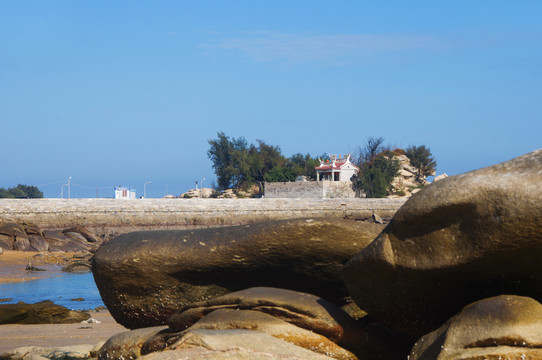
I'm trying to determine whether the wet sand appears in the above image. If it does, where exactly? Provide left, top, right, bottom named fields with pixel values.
left=0, top=250, right=127, bottom=354
left=0, top=250, right=69, bottom=284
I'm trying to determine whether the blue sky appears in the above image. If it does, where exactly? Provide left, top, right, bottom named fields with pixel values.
left=1, top=1, right=540, bottom=198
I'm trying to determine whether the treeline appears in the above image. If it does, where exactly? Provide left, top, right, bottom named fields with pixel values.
left=207, top=132, right=436, bottom=198
left=0, top=184, right=44, bottom=198
left=207, top=132, right=320, bottom=193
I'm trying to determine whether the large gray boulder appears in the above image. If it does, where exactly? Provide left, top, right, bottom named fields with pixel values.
left=343, top=149, right=542, bottom=337
left=92, top=218, right=384, bottom=329
left=409, top=295, right=542, bottom=360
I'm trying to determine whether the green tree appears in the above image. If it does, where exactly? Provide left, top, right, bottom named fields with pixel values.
left=208, top=132, right=287, bottom=194
left=0, top=184, right=44, bottom=198
left=0, top=188, right=11, bottom=198
left=352, top=137, right=399, bottom=198
left=247, top=140, right=286, bottom=193
left=265, top=166, right=297, bottom=182
left=208, top=132, right=322, bottom=195
left=287, top=153, right=320, bottom=180
left=405, top=145, right=437, bottom=179
left=355, top=154, right=400, bottom=197
left=207, top=132, right=235, bottom=190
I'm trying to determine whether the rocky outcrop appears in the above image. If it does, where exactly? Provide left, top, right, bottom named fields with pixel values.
left=178, top=309, right=359, bottom=360
left=0, top=300, right=90, bottom=324
left=0, top=219, right=103, bottom=253
left=92, top=218, right=384, bottom=329
left=179, top=188, right=214, bottom=199
left=140, top=329, right=336, bottom=360
left=97, top=326, right=169, bottom=360
left=98, top=310, right=356, bottom=360
left=0, top=344, right=102, bottom=360
left=389, top=154, right=436, bottom=197
left=343, top=149, right=542, bottom=337
left=167, top=287, right=407, bottom=360
left=409, top=295, right=542, bottom=360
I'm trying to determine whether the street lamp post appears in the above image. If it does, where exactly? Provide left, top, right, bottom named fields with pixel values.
left=68, top=177, right=72, bottom=199
left=144, top=181, right=152, bottom=198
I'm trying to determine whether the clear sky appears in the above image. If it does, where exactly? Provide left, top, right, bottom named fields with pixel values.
left=1, top=1, right=541, bottom=198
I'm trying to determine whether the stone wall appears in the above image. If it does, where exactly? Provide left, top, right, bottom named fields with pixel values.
left=0, top=198, right=407, bottom=235
left=265, top=182, right=323, bottom=198
left=265, top=181, right=356, bottom=199
left=322, top=181, right=356, bottom=198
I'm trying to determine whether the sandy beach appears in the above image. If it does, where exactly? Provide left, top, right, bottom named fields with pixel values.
left=0, top=250, right=127, bottom=354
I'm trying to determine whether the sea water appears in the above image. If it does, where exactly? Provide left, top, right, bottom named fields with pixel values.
left=0, top=270, right=105, bottom=310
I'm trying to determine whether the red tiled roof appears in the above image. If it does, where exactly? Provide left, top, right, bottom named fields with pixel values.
left=315, top=160, right=358, bottom=170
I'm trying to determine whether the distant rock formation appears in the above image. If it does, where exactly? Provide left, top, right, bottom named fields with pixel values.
left=179, top=188, right=215, bottom=198
left=0, top=219, right=103, bottom=253
left=389, top=154, right=438, bottom=197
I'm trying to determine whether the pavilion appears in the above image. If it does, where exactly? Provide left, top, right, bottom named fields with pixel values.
left=315, top=154, right=359, bottom=182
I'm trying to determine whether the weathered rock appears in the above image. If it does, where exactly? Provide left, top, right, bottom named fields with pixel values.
left=409, top=295, right=542, bottom=360
left=44, top=231, right=89, bottom=252
left=63, top=226, right=100, bottom=243
left=0, top=234, right=12, bottom=250
left=343, top=149, right=542, bottom=337
left=92, top=218, right=384, bottom=329
left=97, top=326, right=168, bottom=360
left=0, top=220, right=100, bottom=253
left=0, top=301, right=90, bottom=324
left=62, top=261, right=92, bottom=272
left=28, top=235, right=50, bottom=252
left=141, top=329, right=336, bottom=360
left=21, top=221, right=42, bottom=237
left=433, top=173, right=448, bottom=182
left=63, top=232, right=100, bottom=252
left=12, top=235, right=30, bottom=251
left=0, top=221, right=26, bottom=238
left=167, top=287, right=409, bottom=359
left=178, top=309, right=358, bottom=360
left=168, top=287, right=355, bottom=340
left=1, top=344, right=99, bottom=360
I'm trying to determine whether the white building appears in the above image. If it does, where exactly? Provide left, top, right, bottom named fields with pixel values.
left=315, top=154, right=359, bottom=182
left=114, top=186, right=136, bottom=199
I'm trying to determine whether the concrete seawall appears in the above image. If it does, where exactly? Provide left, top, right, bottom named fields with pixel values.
left=0, top=198, right=407, bottom=235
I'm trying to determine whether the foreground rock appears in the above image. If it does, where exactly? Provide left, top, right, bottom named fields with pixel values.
left=343, top=149, right=542, bottom=337
left=139, top=329, right=336, bottom=360
left=0, top=344, right=102, bottom=360
left=0, top=300, right=90, bottom=324
left=96, top=288, right=407, bottom=360
left=97, top=326, right=169, bottom=360
left=167, top=287, right=408, bottom=359
left=98, top=327, right=338, bottom=360
left=92, top=218, right=384, bottom=329
left=410, top=295, right=542, bottom=360
left=181, top=309, right=358, bottom=360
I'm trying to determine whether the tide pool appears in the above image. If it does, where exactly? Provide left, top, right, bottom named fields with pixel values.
left=0, top=270, right=104, bottom=310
